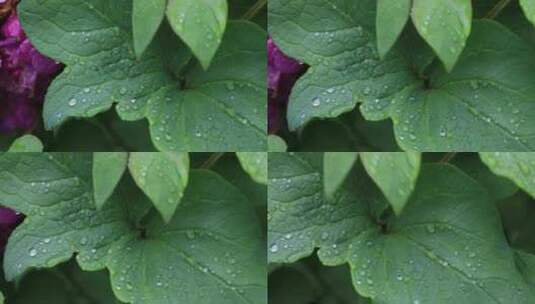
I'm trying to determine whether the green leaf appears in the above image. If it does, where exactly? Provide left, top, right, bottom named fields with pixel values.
left=145, top=21, right=267, bottom=152
left=0, top=153, right=266, bottom=304
left=166, top=0, right=228, bottom=69
left=269, top=0, right=417, bottom=131
left=107, top=170, right=266, bottom=304
left=520, top=0, right=535, bottom=26
left=271, top=0, right=535, bottom=151
left=132, top=0, right=167, bottom=58
left=8, top=135, right=43, bottom=152
left=516, top=250, right=535, bottom=288
left=236, top=152, right=267, bottom=184
left=268, top=154, right=535, bottom=303
left=268, top=135, right=287, bottom=152
left=323, top=152, right=358, bottom=199
left=268, top=152, right=376, bottom=263
left=128, top=152, right=189, bottom=223
left=452, top=153, right=518, bottom=201
left=411, top=0, right=472, bottom=71
left=360, top=152, right=420, bottom=215
left=0, top=153, right=135, bottom=280
left=391, top=20, right=535, bottom=151
left=92, top=152, right=128, bottom=209
left=316, top=264, right=372, bottom=304
left=268, top=265, right=320, bottom=304
left=480, top=152, right=535, bottom=199
left=11, top=261, right=118, bottom=304
left=376, top=0, right=411, bottom=59
left=19, top=0, right=266, bottom=152
left=297, top=119, right=359, bottom=152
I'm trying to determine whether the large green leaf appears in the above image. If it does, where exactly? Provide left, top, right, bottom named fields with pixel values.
left=268, top=152, right=377, bottom=263
left=0, top=153, right=266, bottom=304
left=392, top=20, right=535, bottom=151
left=480, top=152, right=535, bottom=199
left=268, top=153, right=535, bottom=303
left=19, top=0, right=266, bottom=152
left=270, top=0, right=535, bottom=151
left=128, top=152, right=189, bottom=223
left=376, top=0, right=411, bottom=59
left=92, top=152, right=128, bottom=209
left=145, top=21, right=267, bottom=152
left=411, top=0, right=472, bottom=71
left=0, top=154, right=135, bottom=280
left=132, top=0, right=167, bottom=58
left=360, top=152, right=420, bottom=215
left=269, top=0, right=417, bottom=131
left=166, top=0, right=228, bottom=69
left=108, top=170, right=266, bottom=304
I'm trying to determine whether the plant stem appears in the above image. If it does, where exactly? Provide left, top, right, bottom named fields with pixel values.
left=200, top=152, right=225, bottom=169
left=440, top=152, right=457, bottom=163
left=242, top=0, right=267, bottom=20
left=485, top=0, right=512, bottom=19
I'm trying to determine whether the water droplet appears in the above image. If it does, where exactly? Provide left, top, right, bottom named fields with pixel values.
left=187, top=231, right=195, bottom=240
left=29, top=248, right=37, bottom=257
left=270, top=244, right=279, bottom=253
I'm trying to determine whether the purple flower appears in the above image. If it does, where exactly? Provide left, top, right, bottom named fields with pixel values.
left=0, top=207, right=22, bottom=251
left=0, top=9, right=62, bottom=133
left=268, top=37, right=306, bottom=133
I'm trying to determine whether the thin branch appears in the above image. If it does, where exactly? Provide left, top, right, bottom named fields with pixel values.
left=242, top=0, right=267, bottom=20
left=440, top=152, right=457, bottom=163
left=200, top=152, right=225, bottom=169
left=485, top=0, right=512, bottom=19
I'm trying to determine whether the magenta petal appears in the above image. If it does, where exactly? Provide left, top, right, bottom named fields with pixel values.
left=0, top=10, right=62, bottom=133
left=267, top=37, right=306, bottom=133
left=0, top=207, right=20, bottom=226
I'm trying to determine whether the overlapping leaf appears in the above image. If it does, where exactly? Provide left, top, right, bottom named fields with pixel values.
left=0, top=153, right=266, bottom=304
left=166, top=0, right=228, bottom=69
left=132, top=0, right=167, bottom=58
left=480, top=152, right=535, bottom=199
left=92, top=152, right=128, bottom=209
left=268, top=152, right=535, bottom=303
left=236, top=152, right=267, bottom=184
left=521, top=0, right=535, bottom=26
left=376, top=0, right=411, bottom=59
left=268, top=135, right=287, bottom=152
left=8, top=135, right=43, bottom=152
left=270, top=0, right=535, bottom=151
left=323, top=152, right=358, bottom=199
left=411, top=0, right=472, bottom=71
left=128, top=152, right=189, bottom=223
left=360, top=152, right=420, bottom=215
left=19, top=0, right=266, bottom=152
